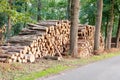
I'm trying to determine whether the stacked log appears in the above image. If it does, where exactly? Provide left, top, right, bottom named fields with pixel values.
left=78, top=24, right=104, bottom=57
left=78, top=40, right=93, bottom=58
left=0, top=20, right=70, bottom=63
left=0, top=20, right=104, bottom=62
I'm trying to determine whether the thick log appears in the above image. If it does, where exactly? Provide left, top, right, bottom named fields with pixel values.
left=0, top=54, right=11, bottom=58
left=19, top=28, right=37, bottom=35
left=8, top=35, right=38, bottom=42
left=0, top=58, right=7, bottom=62
left=28, top=23, right=48, bottom=31
left=37, top=20, right=59, bottom=26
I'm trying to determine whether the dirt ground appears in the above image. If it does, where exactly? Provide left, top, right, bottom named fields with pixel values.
left=0, top=48, right=120, bottom=80
left=0, top=56, right=80, bottom=80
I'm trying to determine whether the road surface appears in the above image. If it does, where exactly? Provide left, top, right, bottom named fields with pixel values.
left=37, top=55, right=120, bottom=80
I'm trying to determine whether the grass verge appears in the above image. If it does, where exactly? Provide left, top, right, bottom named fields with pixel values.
left=14, top=51, right=120, bottom=80
left=15, top=65, right=68, bottom=80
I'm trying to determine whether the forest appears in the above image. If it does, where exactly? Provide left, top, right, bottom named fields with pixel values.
left=0, top=0, right=120, bottom=60
left=0, top=0, right=120, bottom=79
left=0, top=0, right=119, bottom=45
left=0, top=0, right=118, bottom=36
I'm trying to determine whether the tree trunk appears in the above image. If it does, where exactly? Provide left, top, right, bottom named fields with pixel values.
left=105, top=15, right=109, bottom=49
left=70, top=0, right=80, bottom=57
left=7, top=0, right=12, bottom=38
left=106, top=0, right=114, bottom=50
left=115, top=15, right=120, bottom=48
left=94, top=0, right=103, bottom=51
left=37, top=0, right=41, bottom=21
left=67, top=0, right=71, bottom=20
left=8, top=16, right=11, bottom=36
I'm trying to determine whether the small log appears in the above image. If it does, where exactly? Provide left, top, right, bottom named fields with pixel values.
left=0, top=53, right=14, bottom=58
left=0, top=58, right=7, bottom=62
left=24, top=54, right=35, bottom=62
left=8, top=59, right=12, bottom=63
left=28, top=23, right=47, bottom=31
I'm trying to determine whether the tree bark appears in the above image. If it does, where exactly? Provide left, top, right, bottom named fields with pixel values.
left=106, top=0, right=114, bottom=50
left=67, top=0, right=71, bottom=20
left=94, top=0, right=103, bottom=51
left=7, top=0, right=12, bottom=38
left=104, top=15, right=109, bottom=50
left=37, top=0, right=41, bottom=21
left=8, top=16, right=11, bottom=36
left=115, top=15, right=120, bottom=48
left=70, top=0, right=80, bottom=57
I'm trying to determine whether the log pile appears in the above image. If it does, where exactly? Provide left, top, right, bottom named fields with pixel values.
left=0, top=20, right=70, bottom=63
left=0, top=20, right=104, bottom=63
left=78, top=24, right=104, bottom=57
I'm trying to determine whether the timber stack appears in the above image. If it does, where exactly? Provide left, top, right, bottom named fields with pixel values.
left=78, top=24, right=104, bottom=57
left=0, top=20, right=104, bottom=63
left=0, top=20, right=70, bottom=63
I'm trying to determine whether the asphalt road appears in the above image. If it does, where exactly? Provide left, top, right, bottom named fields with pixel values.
left=37, top=55, right=120, bottom=80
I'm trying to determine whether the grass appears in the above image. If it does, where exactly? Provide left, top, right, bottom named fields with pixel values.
left=15, top=51, right=120, bottom=80
left=0, top=51, right=120, bottom=80
left=15, top=65, right=68, bottom=80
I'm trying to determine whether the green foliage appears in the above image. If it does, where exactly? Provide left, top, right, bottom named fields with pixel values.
left=41, top=0, right=67, bottom=20
left=15, top=65, right=68, bottom=80
left=0, top=13, right=7, bottom=27
left=12, top=23, right=24, bottom=35
left=0, top=0, right=34, bottom=36
left=80, top=0, right=96, bottom=25
left=0, top=0, right=32, bottom=23
left=80, top=0, right=120, bottom=37
left=0, top=0, right=119, bottom=37
left=0, top=0, right=68, bottom=35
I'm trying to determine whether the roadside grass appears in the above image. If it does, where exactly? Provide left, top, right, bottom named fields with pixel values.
left=14, top=51, right=120, bottom=80
left=15, top=65, right=68, bottom=80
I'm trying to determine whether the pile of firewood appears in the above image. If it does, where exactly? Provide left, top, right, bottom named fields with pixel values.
left=0, top=20, right=104, bottom=63
left=0, top=20, right=70, bottom=63
left=78, top=24, right=104, bottom=57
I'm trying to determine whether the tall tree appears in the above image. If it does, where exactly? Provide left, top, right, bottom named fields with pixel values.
left=104, top=15, right=109, bottom=49
left=105, top=0, right=114, bottom=50
left=115, top=15, right=120, bottom=48
left=115, top=1, right=120, bottom=48
left=37, top=0, right=41, bottom=21
left=94, top=0, right=103, bottom=51
left=70, top=0, right=80, bottom=57
left=67, top=0, right=71, bottom=20
left=8, top=0, right=12, bottom=38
